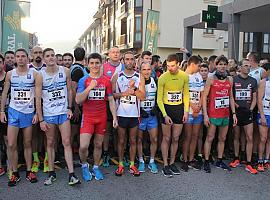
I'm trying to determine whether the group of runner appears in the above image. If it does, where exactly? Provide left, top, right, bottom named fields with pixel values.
left=0, top=45, right=269, bottom=187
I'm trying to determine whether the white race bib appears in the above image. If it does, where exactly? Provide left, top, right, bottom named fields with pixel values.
left=263, top=98, right=270, bottom=109
left=48, top=88, right=65, bottom=101
left=235, top=89, right=251, bottom=100
left=88, top=88, right=105, bottom=100
left=141, top=98, right=155, bottom=109
left=167, top=91, right=182, bottom=102
left=190, top=90, right=200, bottom=103
left=215, top=96, right=229, bottom=109
left=120, top=95, right=136, bottom=104
left=14, top=89, right=31, bottom=104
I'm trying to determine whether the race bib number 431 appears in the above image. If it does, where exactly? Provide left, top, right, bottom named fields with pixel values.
left=167, top=91, right=182, bottom=102
left=215, top=96, right=229, bottom=109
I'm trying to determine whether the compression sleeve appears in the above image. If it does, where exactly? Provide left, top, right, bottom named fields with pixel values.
left=157, top=76, right=167, bottom=117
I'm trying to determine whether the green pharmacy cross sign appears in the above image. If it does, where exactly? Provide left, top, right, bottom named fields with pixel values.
left=202, top=5, right=222, bottom=28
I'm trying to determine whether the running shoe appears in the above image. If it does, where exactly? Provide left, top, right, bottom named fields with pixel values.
left=44, top=174, right=56, bottom=186
left=203, top=162, right=211, bottom=173
left=216, top=161, right=232, bottom=171
left=129, top=165, right=140, bottom=177
left=264, top=162, right=270, bottom=170
left=31, top=161, right=40, bottom=173
left=92, top=167, right=104, bottom=180
left=81, top=163, right=92, bottom=182
left=162, top=166, right=173, bottom=177
left=245, top=164, right=257, bottom=174
left=102, top=154, right=110, bottom=167
left=69, top=174, right=81, bottom=186
left=196, top=155, right=203, bottom=167
left=188, top=160, right=201, bottom=170
left=115, top=165, right=124, bottom=176
left=26, top=171, right=38, bottom=183
left=8, top=173, right=21, bottom=187
left=181, top=162, right=189, bottom=172
left=138, top=162, right=145, bottom=173
left=43, top=160, right=49, bottom=173
left=0, top=167, right=5, bottom=176
left=170, top=163, right=180, bottom=175
left=229, top=159, right=240, bottom=168
left=257, top=163, right=265, bottom=172
left=148, top=162, right=158, bottom=174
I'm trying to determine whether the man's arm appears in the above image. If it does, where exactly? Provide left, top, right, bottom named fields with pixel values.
left=65, top=68, right=73, bottom=109
left=157, top=77, right=167, bottom=117
left=0, top=72, right=11, bottom=112
left=134, top=75, right=145, bottom=100
left=202, top=77, right=212, bottom=116
left=35, top=73, right=43, bottom=121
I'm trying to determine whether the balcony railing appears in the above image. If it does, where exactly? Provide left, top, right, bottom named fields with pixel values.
left=120, top=34, right=126, bottom=45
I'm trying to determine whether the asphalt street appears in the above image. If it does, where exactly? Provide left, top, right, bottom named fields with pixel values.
left=0, top=161, right=269, bottom=200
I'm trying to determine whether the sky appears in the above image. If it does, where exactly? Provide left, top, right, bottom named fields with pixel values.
left=28, top=0, right=99, bottom=54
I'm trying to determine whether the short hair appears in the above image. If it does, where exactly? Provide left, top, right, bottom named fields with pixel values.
left=248, top=52, right=259, bottom=62
left=55, top=53, right=62, bottom=58
left=151, top=55, right=160, bottom=65
left=15, top=48, right=28, bottom=57
left=4, top=50, right=15, bottom=56
left=200, top=63, right=209, bottom=70
left=62, top=53, right=74, bottom=61
left=187, top=55, right=201, bottom=66
left=0, top=54, right=4, bottom=62
left=140, top=62, right=151, bottom=69
left=141, top=51, right=152, bottom=59
left=215, top=55, right=228, bottom=66
left=43, top=48, right=54, bottom=56
left=167, top=54, right=179, bottom=63
left=208, top=55, right=217, bottom=63
left=87, top=53, right=102, bottom=63
left=74, top=47, right=85, bottom=61
left=239, top=58, right=249, bottom=66
left=229, top=67, right=237, bottom=73
left=123, top=51, right=134, bottom=59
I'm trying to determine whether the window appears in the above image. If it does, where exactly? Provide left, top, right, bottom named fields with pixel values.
left=224, top=42, right=228, bottom=49
left=135, top=0, right=142, bottom=7
left=203, top=28, right=214, bottom=34
left=243, top=32, right=254, bottom=52
left=263, top=33, right=270, bottom=53
left=129, top=18, right=132, bottom=43
left=135, top=16, right=142, bottom=41
left=128, top=0, right=133, bottom=10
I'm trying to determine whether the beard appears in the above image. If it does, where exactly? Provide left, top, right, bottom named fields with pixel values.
left=35, top=57, right=42, bottom=64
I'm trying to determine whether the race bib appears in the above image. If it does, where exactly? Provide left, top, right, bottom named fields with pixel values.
left=14, top=89, right=31, bottom=103
left=141, top=98, right=155, bottom=109
left=263, top=98, right=270, bottom=109
left=190, top=90, right=200, bottom=103
left=215, top=96, right=229, bottom=109
left=48, top=88, right=65, bottom=101
left=88, top=88, right=105, bottom=100
left=167, top=91, right=182, bottom=102
left=235, top=89, right=251, bottom=100
left=120, top=95, right=136, bottom=104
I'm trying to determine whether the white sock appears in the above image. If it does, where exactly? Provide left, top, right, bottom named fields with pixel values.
left=150, top=158, right=155, bottom=163
left=93, top=165, right=99, bottom=169
left=82, top=163, right=89, bottom=168
left=139, top=157, right=144, bottom=163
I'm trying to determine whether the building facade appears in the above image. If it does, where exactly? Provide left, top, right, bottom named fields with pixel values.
left=77, top=0, right=230, bottom=59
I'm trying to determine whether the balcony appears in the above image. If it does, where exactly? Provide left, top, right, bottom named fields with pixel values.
left=120, top=34, right=126, bottom=45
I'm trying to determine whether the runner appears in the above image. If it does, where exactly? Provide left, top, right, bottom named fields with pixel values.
left=63, top=53, right=74, bottom=69
left=0, top=54, right=8, bottom=176
left=157, top=54, right=189, bottom=177
left=137, top=62, right=158, bottom=174
left=229, top=59, right=258, bottom=174
left=0, top=48, right=38, bottom=187
left=29, top=46, right=47, bottom=173
left=203, top=55, right=237, bottom=173
left=102, top=46, right=123, bottom=167
left=35, top=48, right=80, bottom=186
left=182, top=56, right=203, bottom=172
left=257, top=63, right=270, bottom=172
left=76, top=53, right=118, bottom=181
left=112, top=51, right=145, bottom=177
